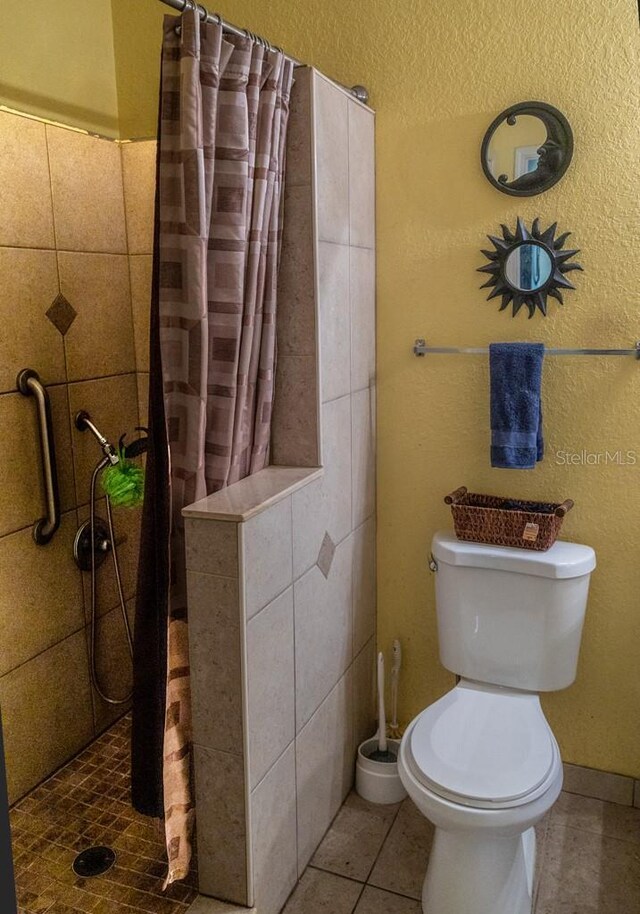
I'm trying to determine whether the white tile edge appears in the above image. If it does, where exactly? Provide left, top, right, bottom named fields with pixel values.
left=182, top=467, right=323, bottom=523
left=308, top=68, right=376, bottom=115
left=310, top=72, right=324, bottom=468
left=238, top=521, right=254, bottom=908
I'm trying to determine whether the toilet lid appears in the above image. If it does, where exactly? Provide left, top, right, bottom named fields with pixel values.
left=408, top=684, right=555, bottom=805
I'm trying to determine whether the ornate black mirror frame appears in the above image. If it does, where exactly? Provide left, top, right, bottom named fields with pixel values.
left=481, top=101, right=573, bottom=197
left=478, top=217, right=583, bottom=318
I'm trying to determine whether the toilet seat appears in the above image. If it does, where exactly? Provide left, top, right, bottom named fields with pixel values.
left=405, top=682, right=557, bottom=810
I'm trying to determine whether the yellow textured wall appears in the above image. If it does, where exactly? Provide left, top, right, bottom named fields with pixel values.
left=117, top=0, right=640, bottom=775
left=0, top=0, right=119, bottom=136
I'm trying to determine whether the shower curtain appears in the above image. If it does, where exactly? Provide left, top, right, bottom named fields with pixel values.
left=132, top=8, right=294, bottom=885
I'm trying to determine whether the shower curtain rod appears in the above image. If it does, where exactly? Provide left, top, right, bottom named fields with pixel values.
left=158, top=0, right=301, bottom=65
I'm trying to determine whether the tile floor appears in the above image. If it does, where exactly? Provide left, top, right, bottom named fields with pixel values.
left=10, top=715, right=197, bottom=914
left=10, top=718, right=640, bottom=914
left=274, top=787, right=640, bottom=914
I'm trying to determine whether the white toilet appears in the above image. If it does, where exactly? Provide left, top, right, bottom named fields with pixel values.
left=398, top=531, right=596, bottom=914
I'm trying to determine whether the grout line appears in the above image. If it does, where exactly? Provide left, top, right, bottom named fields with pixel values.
left=247, top=736, right=295, bottom=798
left=308, top=861, right=366, bottom=884
left=0, top=617, right=87, bottom=682
left=289, top=495, right=300, bottom=874
left=0, top=241, right=145, bottom=255
left=236, top=520, right=255, bottom=907
left=0, top=376, right=68, bottom=397
left=185, top=568, right=239, bottom=583
left=362, top=802, right=403, bottom=885
left=364, top=882, right=421, bottom=904
left=67, top=369, right=139, bottom=386
left=118, top=143, right=144, bottom=406
left=562, top=785, right=635, bottom=807
left=307, top=862, right=414, bottom=907
left=0, top=505, right=77, bottom=543
left=351, top=880, right=367, bottom=913
left=549, top=820, right=640, bottom=845
left=52, top=247, right=131, bottom=256
left=246, top=579, right=294, bottom=625
left=0, top=241, right=57, bottom=252
left=315, top=237, right=375, bottom=253
left=42, top=122, right=59, bottom=252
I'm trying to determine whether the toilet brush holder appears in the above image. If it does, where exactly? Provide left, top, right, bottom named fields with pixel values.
left=356, top=737, right=407, bottom=805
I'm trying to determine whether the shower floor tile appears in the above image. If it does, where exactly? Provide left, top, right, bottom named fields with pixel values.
left=10, top=714, right=198, bottom=914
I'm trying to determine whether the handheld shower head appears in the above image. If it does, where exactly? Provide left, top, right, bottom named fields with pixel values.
left=75, top=411, right=119, bottom=466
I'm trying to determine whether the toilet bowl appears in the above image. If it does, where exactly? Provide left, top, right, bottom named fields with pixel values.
left=402, top=532, right=595, bottom=914
left=398, top=681, right=563, bottom=914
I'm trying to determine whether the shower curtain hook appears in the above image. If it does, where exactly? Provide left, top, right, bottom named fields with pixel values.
left=175, top=0, right=194, bottom=30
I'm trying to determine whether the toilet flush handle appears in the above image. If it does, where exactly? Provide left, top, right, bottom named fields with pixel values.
left=429, top=553, right=438, bottom=572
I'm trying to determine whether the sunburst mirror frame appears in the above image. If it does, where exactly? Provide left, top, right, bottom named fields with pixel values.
left=478, top=217, right=583, bottom=318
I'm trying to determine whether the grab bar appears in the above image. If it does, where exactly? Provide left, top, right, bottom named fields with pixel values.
left=17, top=369, right=60, bottom=545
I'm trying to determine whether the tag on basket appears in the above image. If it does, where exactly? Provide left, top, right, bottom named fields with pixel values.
left=522, top=522, right=540, bottom=542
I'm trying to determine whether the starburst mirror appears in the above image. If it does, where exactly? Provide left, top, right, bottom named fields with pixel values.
left=478, top=217, right=583, bottom=318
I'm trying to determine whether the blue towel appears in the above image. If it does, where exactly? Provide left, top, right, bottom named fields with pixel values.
left=490, top=343, right=545, bottom=469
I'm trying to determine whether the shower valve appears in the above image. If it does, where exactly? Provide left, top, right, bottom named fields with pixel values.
left=72, top=519, right=129, bottom=570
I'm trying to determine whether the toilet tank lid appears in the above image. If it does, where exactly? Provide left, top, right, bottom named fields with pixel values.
left=432, top=531, right=596, bottom=579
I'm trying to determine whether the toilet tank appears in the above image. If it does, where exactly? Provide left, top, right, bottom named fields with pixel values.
left=431, top=531, right=596, bottom=691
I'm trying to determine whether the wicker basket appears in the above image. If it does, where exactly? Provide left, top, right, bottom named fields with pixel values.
left=444, top=486, right=574, bottom=552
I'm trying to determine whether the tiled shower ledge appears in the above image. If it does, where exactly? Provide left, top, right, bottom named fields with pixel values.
left=182, top=466, right=322, bottom=523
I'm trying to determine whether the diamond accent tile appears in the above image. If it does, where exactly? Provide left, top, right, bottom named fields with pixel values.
left=317, top=531, right=336, bottom=578
left=46, top=292, right=77, bottom=336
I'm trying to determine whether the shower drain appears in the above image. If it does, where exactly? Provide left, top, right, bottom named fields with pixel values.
left=72, top=846, right=116, bottom=878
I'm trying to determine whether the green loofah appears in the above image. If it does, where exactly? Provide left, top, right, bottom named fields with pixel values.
left=102, top=450, right=145, bottom=508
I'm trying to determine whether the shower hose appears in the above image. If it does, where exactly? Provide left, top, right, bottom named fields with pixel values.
left=88, top=457, right=134, bottom=705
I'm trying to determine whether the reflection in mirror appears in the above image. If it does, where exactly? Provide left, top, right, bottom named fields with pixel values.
left=505, top=244, right=553, bottom=292
left=481, top=102, right=573, bottom=197
left=478, top=217, right=583, bottom=318
left=487, top=115, right=547, bottom=184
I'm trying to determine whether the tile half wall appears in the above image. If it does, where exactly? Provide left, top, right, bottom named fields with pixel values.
left=183, top=70, right=377, bottom=912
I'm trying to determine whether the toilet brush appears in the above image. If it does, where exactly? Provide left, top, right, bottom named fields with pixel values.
left=366, top=652, right=397, bottom=763
left=355, top=650, right=407, bottom=802
left=388, top=639, right=403, bottom=739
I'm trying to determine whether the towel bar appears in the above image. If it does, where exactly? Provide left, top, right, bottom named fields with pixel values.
left=413, top=339, right=640, bottom=358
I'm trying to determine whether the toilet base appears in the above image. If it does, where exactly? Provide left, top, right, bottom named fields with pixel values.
left=422, top=825, right=535, bottom=914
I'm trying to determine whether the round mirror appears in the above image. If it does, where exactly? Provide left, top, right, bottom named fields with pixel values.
left=481, top=102, right=573, bottom=197
left=505, top=243, right=553, bottom=292
left=478, top=217, right=583, bottom=318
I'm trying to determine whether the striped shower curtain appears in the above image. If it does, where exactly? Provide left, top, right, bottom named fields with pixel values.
left=132, top=7, right=294, bottom=885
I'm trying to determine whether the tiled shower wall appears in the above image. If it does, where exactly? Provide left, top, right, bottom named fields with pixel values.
left=183, top=69, right=376, bottom=913
left=0, top=110, right=154, bottom=804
